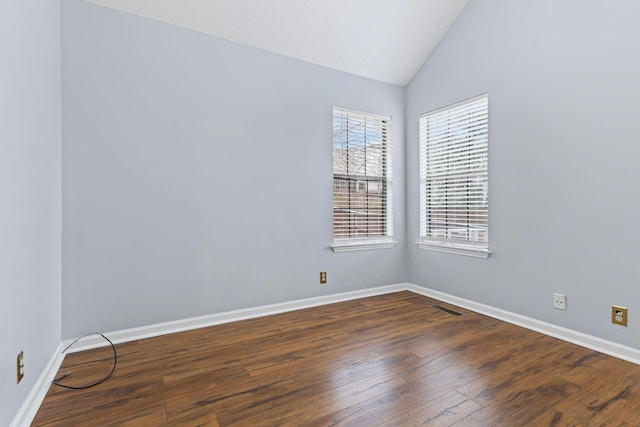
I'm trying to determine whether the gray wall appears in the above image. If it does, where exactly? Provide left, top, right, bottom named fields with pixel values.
left=61, top=0, right=406, bottom=338
left=406, top=0, right=640, bottom=348
left=1, top=1, right=62, bottom=425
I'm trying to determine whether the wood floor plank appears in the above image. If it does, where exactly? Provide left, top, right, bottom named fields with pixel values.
left=530, top=406, right=635, bottom=427
left=539, top=376, right=640, bottom=424
left=454, top=375, right=581, bottom=425
left=378, top=390, right=482, bottom=426
left=31, top=291, right=640, bottom=426
left=317, top=374, right=466, bottom=426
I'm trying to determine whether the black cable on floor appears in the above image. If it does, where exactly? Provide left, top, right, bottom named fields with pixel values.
left=51, top=332, right=117, bottom=390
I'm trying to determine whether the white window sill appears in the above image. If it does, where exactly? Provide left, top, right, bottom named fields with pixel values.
left=331, top=240, right=397, bottom=253
left=416, top=241, right=491, bottom=259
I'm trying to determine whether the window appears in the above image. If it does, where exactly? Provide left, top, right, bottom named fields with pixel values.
left=419, top=94, right=489, bottom=258
left=332, top=107, right=395, bottom=252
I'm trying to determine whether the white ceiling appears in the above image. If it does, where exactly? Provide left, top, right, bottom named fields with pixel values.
left=82, top=0, right=469, bottom=86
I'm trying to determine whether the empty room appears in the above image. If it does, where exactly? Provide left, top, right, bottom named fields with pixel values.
left=3, top=0, right=640, bottom=425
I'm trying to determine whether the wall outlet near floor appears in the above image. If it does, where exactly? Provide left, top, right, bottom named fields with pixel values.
left=320, top=271, right=327, bottom=284
left=17, top=351, right=24, bottom=384
left=612, top=305, right=628, bottom=326
left=553, top=293, right=566, bottom=310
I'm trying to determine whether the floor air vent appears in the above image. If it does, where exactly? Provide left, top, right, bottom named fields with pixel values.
left=431, top=304, right=464, bottom=316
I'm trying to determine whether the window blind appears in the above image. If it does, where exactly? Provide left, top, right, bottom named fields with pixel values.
left=419, top=94, right=488, bottom=254
left=333, top=107, right=392, bottom=242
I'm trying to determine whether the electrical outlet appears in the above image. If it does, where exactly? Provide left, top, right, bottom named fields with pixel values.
left=17, top=351, right=24, bottom=384
left=320, top=271, right=327, bottom=284
left=553, top=293, right=566, bottom=310
left=612, top=305, right=628, bottom=326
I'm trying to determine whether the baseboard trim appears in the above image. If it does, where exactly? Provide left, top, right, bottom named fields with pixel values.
left=407, top=283, right=640, bottom=365
left=62, top=283, right=408, bottom=353
left=10, top=342, right=65, bottom=427
left=15, top=281, right=640, bottom=426
left=60, top=282, right=640, bottom=363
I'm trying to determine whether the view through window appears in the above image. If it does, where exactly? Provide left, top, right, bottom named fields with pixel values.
left=333, top=107, right=393, bottom=245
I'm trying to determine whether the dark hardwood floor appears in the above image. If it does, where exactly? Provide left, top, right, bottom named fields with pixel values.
left=32, top=291, right=640, bottom=426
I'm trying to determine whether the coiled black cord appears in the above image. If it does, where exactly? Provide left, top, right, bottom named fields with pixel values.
left=51, top=332, right=117, bottom=390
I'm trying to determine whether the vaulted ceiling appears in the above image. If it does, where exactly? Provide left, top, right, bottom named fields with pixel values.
left=82, top=0, right=470, bottom=86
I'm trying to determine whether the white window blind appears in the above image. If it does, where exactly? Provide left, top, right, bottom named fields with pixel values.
left=419, top=94, right=489, bottom=257
left=333, top=107, right=393, bottom=247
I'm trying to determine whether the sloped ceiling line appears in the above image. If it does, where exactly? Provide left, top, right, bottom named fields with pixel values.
left=82, top=0, right=470, bottom=86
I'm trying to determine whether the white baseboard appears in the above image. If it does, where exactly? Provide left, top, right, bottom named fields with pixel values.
left=62, top=283, right=407, bottom=352
left=407, top=283, right=640, bottom=365
left=15, top=281, right=640, bottom=426
left=51, top=281, right=640, bottom=363
left=10, top=342, right=65, bottom=427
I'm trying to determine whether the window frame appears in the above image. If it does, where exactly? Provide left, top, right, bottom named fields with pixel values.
left=417, top=94, right=490, bottom=258
left=331, top=106, right=396, bottom=253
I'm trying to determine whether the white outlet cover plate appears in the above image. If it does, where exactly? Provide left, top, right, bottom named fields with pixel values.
left=553, top=293, right=567, bottom=310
